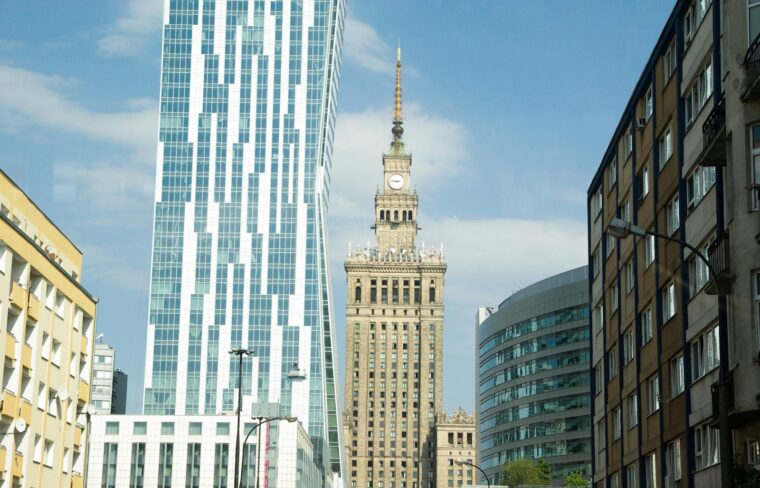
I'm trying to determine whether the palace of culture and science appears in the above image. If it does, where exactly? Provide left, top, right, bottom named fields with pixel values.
left=343, top=49, right=447, bottom=488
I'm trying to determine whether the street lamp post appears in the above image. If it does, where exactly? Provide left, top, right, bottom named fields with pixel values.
left=607, top=217, right=732, bottom=487
left=238, top=416, right=297, bottom=488
left=229, top=349, right=252, bottom=488
left=455, top=459, right=490, bottom=488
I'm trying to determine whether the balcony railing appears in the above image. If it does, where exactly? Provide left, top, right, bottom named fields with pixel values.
left=705, top=231, right=731, bottom=296
left=743, top=32, right=760, bottom=101
left=697, top=96, right=727, bottom=167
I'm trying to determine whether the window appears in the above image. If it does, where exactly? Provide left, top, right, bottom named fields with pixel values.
left=664, top=38, right=677, bottom=81
left=55, top=292, right=65, bottom=318
left=189, top=422, right=202, bottom=436
left=671, top=354, right=685, bottom=398
left=611, top=281, right=619, bottom=312
left=688, top=242, right=712, bottom=297
left=596, top=419, right=607, bottom=450
left=48, top=388, right=59, bottom=417
left=648, top=374, right=660, bottom=413
left=751, top=125, right=760, bottom=210
left=625, top=462, right=637, bottom=488
left=659, top=125, right=673, bottom=167
left=645, top=233, right=655, bottom=267
left=158, top=443, right=173, bottom=488
left=592, top=248, right=602, bottom=278
left=43, top=439, right=54, bottom=467
left=33, top=434, right=42, bottom=463
left=216, top=422, right=229, bottom=435
left=52, top=340, right=62, bottom=366
left=609, top=346, right=618, bottom=379
left=161, top=422, right=174, bottom=436
left=610, top=472, right=619, bottom=488
left=593, top=302, right=605, bottom=334
left=686, top=166, right=717, bottom=210
left=666, top=194, right=680, bottom=235
left=685, top=0, right=713, bottom=46
left=692, top=324, right=720, bottom=380
left=641, top=308, right=653, bottom=344
left=666, top=439, right=682, bottom=480
left=41, top=332, right=50, bottom=360
left=213, top=443, right=229, bottom=488
left=621, top=198, right=632, bottom=223
left=128, top=443, right=145, bottom=488
left=751, top=0, right=760, bottom=42
left=644, top=85, right=653, bottom=120
left=626, top=128, right=634, bottom=156
left=133, top=422, right=147, bottom=435
left=685, top=61, right=713, bottom=127
left=613, top=407, right=622, bottom=440
left=105, top=422, right=119, bottom=435
left=694, top=423, right=720, bottom=469
left=595, top=362, right=604, bottom=396
left=592, top=189, right=603, bottom=217
left=623, top=328, right=634, bottom=364
left=637, top=165, right=649, bottom=200
left=186, top=443, right=202, bottom=488
left=97, top=443, right=116, bottom=487
left=644, top=452, right=657, bottom=488
left=625, top=260, right=634, bottom=293
left=662, top=282, right=676, bottom=323
left=627, top=393, right=639, bottom=428
left=748, top=439, right=760, bottom=466
left=608, top=158, right=618, bottom=189
left=606, top=232, right=616, bottom=258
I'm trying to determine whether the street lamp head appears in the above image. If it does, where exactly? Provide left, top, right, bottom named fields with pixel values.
left=228, top=348, right=252, bottom=356
left=282, top=416, right=298, bottom=423
left=607, top=218, right=646, bottom=239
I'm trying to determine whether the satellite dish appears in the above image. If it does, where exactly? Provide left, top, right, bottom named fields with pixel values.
left=14, top=418, right=27, bottom=433
left=85, top=404, right=97, bottom=416
left=44, top=244, right=58, bottom=260
left=57, top=388, right=70, bottom=402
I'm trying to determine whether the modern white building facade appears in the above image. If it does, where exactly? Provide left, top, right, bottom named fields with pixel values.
left=138, top=0, right=346, bottom=479
left=93, top=342, right=128, bottom=414
left=87, top=414, right=324, bottom=488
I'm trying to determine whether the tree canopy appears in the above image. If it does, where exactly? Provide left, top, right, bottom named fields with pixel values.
left=502, top=458, right=551, bottom=486
left=565, top=471, right=589, bottom=487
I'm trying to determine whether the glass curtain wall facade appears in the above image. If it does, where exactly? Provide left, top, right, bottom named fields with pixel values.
left=476, top=266, right=592, bottom=484
left=142, top=0, right=346, bottom=474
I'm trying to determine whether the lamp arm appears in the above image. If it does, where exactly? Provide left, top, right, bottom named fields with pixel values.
left=457, top=460, right=490, bottom=488
left=645, top=230, right=720, bottom=286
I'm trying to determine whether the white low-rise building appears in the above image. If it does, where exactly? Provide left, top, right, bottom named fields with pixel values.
left=86, top=414, right=325, bottom=488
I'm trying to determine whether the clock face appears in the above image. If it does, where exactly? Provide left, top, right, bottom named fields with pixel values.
left=389, top=173, right=405, bottom=190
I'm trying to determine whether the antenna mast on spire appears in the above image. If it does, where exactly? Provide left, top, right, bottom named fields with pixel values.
left=391, top=45, right=405, bottom=153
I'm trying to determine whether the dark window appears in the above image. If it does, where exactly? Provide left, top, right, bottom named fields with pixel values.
left=355, top=286, right=362, bottom=303
left=414, top=280, right=421, bottom=304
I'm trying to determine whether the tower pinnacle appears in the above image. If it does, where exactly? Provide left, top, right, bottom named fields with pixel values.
left=391, top=46, right=404, bottom=152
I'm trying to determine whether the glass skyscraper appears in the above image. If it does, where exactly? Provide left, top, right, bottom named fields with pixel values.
left=142, top=0, right=345, bottom=474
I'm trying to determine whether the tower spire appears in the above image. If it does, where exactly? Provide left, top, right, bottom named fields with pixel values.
left=391, top=45, right=404, bottom=152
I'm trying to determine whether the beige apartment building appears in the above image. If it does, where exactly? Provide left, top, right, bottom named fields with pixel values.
left=343, top=50, right=447, bottom=488
left=0, top=169, right=97, bottom=488
left=589, top=1, right=760, bottom=487
left=435, top=408, right=477, bottom=488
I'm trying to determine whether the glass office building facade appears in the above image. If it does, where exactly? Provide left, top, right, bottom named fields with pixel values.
left=142, top=0, right=345, bottom=474
left=476, top=266, right=592, bottom=484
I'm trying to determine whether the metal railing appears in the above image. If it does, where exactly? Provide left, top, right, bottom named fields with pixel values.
left=743, top=31, right=760, bottom=99
left=702, top=96, right=725, bottom=147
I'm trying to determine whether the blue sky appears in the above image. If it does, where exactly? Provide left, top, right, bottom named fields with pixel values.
left=0, top=0, right=673, bottom=414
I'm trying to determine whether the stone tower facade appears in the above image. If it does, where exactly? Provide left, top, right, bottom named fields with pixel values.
left=343, top=49, right=446, bottom=488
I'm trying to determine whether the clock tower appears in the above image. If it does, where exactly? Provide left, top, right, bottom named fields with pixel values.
left=344, top=48, right=447, bottom=488
left=375, top=48, right=418, bottom=255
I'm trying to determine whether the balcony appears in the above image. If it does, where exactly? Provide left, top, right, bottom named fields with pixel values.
left=742, top=32, right=760, bottom=101
left=80, top=335, right=88, bottom=356
left=20, top=344, right=31, bottom=370
left=11, top=452, right=22, bottom=479
left=73, top=425, right=83, bottom=448
left=78, top=381, right=90, bottom=403
left=0, top=446, right=5, bottom=472
left=8, top=281, right=25, bottom=311
left=696, top=97, right=727, bottom=167
left=705, top=231, right=731, bottom=296
left=19, top=399, right=31, bottom=424
left=4, top=333, right=16, bottom=361
left=71, top=474, right=84, bottom=488
left=711, top=373, right=736, bottom=425
left=27, top=294, right=40, bottom=322
left=1, top=391, right=17, bottom=418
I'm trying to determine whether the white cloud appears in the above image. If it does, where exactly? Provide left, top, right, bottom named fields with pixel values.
left=98, top=0, right=163, bottom=58
left=343, top=17, right=393, bottom=74
left=330, top=103, right=467, bottom=222
left=0, top=64, right=157, bottom=160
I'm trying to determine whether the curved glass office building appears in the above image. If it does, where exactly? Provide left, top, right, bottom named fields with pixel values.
left=476, top=266, right=591, bottom=484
